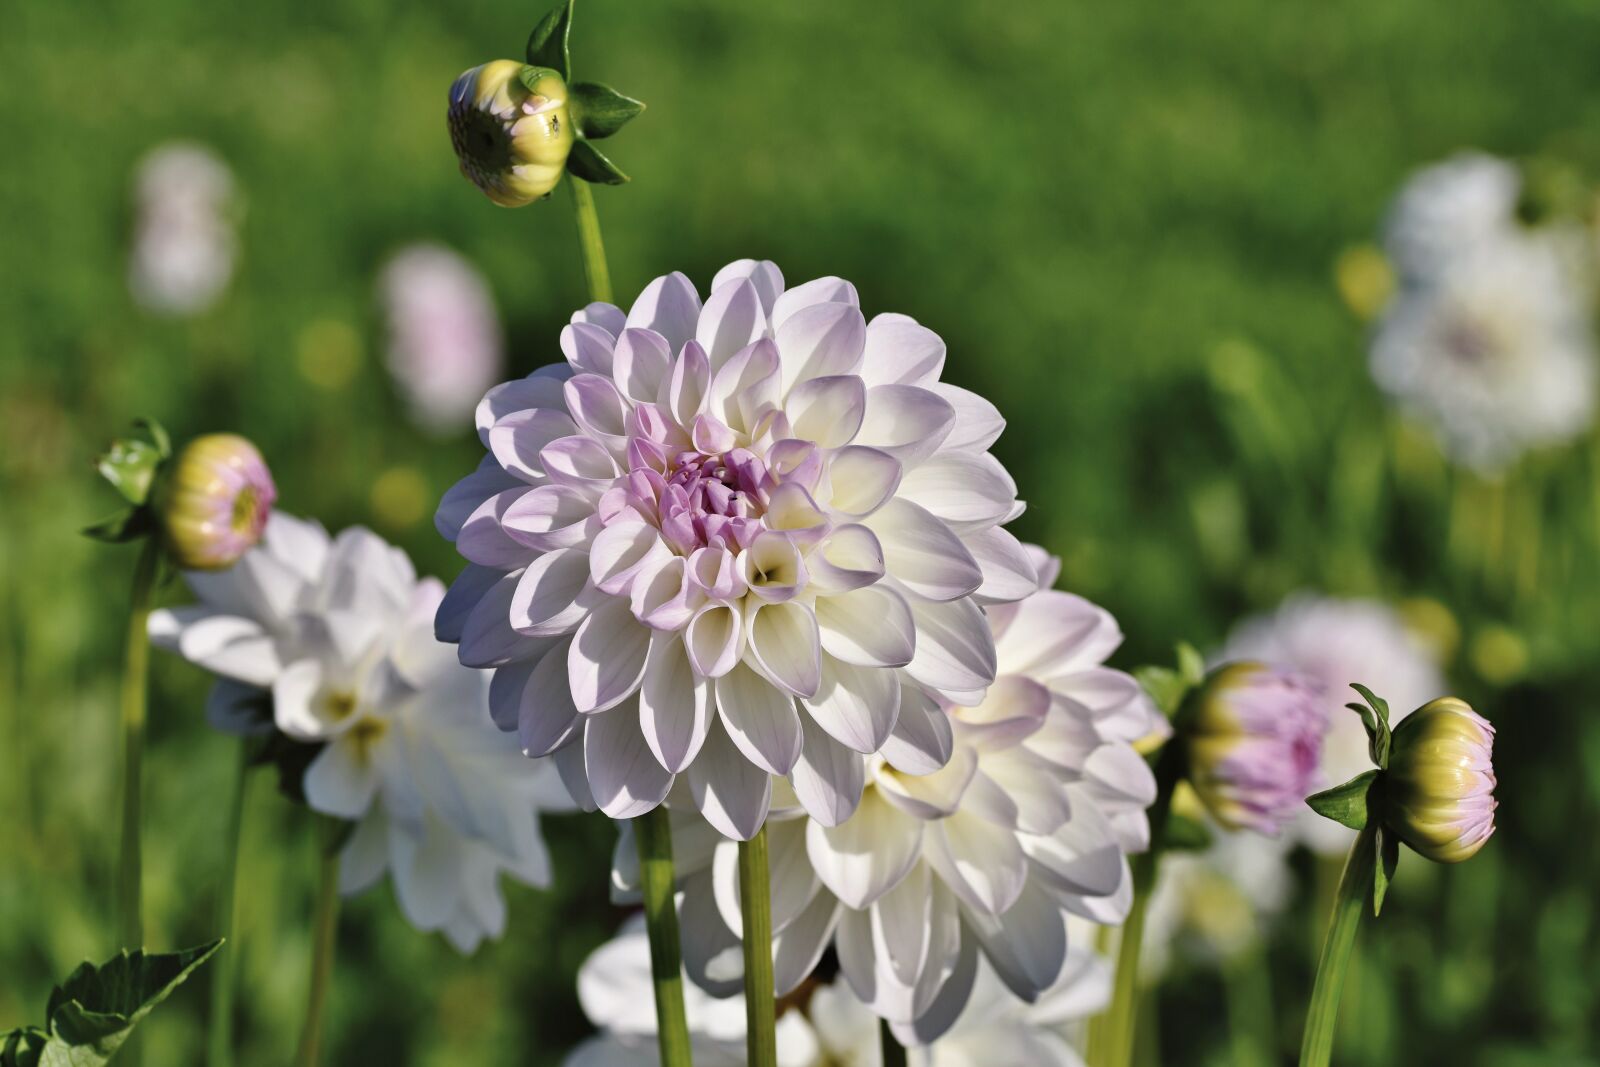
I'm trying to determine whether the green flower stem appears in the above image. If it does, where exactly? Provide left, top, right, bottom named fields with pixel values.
left=566, top=177, right=614, bottom=305
left=294, top=817, right=344, bottom=1067
left=738, top=825, right=777, bottom=1067
left=1089, top=741, right=1181, bottom=1067
left=879, top=1018, right=908, bottom=1067
left=117, top=537, right=161, bottom=954
left=209, top=743, right=251, bottom=1067
left=634, top=806, right=694, bottom=1067
left=1298, top=823, right=1377, bottom=1067
left=1222, top=946, right=1275, bottom=1067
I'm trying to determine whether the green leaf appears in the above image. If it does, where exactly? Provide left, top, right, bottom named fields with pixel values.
left=566, top=140, right=630, bottom=185
left=82, top=507, right=152, bottom=545
left=570, top=82, right=645, bottom=140
left=1373, top=825, right=1400, bottom=916
left=1345, top=683, right=1392, bottom=769
left=1133, top=665, right=1185, bottom=718
left=1176, top=642, right=1206, bottom=688
left=1306, top=770, right=1379, bottom=830
left=95, top=439, right=163, bottom=506
left=1, top=1028, right=49, bottom=1067
left=525, top=0, right=573, bottom=79
left=1163, top=812, right=1213, bottom=852
left=131, top=418, right=171, bottom=460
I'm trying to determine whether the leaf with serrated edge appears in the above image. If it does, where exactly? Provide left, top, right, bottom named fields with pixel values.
left=567, top=140, right=629, bottom=185
left=38, top=941, right=223, bottom=1063
left=1306, top=769, right=1378, bottom=830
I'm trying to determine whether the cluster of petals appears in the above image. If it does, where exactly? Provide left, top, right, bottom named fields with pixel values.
left=150, top=513, right=570, bottom=951
left=437, top=260, right=1042, bottom=838
left=567, top=914, right=1108, bottom=1067
left=612, top=551, right=1162, bottom=1043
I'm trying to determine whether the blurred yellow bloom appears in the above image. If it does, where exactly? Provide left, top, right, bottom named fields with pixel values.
left=370, top=465, right=430, bottom=530
left=447, top=61, right=574, bottom=207
left=1334, top=243, right=1394, bottom=322
left=1469, top=624, right=1528, bottom=686
left=297, top=317, right=363, bottom=391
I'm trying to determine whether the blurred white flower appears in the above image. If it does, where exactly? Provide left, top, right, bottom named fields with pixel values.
left=436, top=259, right=1036, bottom=839
left=1220, top=593, right=1447, bottom=855
left=379, top=244, right=505, bottom=435
left=128, top=142, right=238, bottom=315
left=150, top=513, right=570, bottom=952
left=1373, top=153, right=1599, bottom=470
left=612, top=550, right=1159, bottom=1044
left=566, top=914, right=1108, bottom=1067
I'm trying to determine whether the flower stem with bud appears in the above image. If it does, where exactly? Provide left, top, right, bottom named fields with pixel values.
left=738, top=825, right=777, bottom=1067
left=1299, top=823, right=1376, bottom=1067
left=634, top=807, right=693, bottom=1067
left=294, top=816, right=344, bottom=1067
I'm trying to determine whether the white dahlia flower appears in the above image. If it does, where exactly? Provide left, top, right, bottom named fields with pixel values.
left=379, top=243, right=506, bottom=435
left=1373, top=153, right=1599, bottom=469
left=150, top=513, right=571, bottom=952
left=566, top=915, right=1108, bottom=1067
left=128, top=142, right=238, bottom=315
left=1220, top=593, right=1446, bottom=856
left=611, top=551, right=1160, bottom=1044
left=436, top=260, right=1039, bottom=837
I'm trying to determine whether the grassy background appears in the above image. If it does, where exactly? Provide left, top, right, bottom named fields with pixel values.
left=3, top=0, right=1600, bottom=1063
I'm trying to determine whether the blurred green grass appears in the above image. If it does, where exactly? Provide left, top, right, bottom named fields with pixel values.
left=4, top=0, right=1600, bottom=1063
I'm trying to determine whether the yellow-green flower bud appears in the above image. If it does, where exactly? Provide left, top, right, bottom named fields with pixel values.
left=447, top=61, right=574, bottom=207
left=157, top=434, right=276, bottom=570
left=1385, top=697, right=1497, bottom=863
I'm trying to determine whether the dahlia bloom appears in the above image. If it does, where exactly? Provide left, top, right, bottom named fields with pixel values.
left=448, top=61, right=574, bottom=207
left=1384, top=697, right=1497, bottom=863
left=128, top=141, right=238, bottom=315
left=156, top=433, right=276, bottom=570
left=150, top=513, right=570, bottom=952
left=567, top=915, right=1108, bottom=1067
left=379, top=243, right=505, bottom=435
left=1186, top=663, right=1326, bottom=836
left=1221, top=594, right=1446, bottom=854
left=437, top=260, right=1036, bottom=838
left=1373, top=153, right=1598, bottom=470
left=612, top=550, right=1159, bottom=1043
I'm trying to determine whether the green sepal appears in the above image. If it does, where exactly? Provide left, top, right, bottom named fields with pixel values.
left=1373, top=825, right=1400, bottom=916
left=567, top=140, right=630, bottom=185
left=95, top=439, right=164, bottom=506
left=1306, top=769, right=1379, bottom=830
left=570, top=82, right=645, bottom=140
left=517, top=65, right=563, bottom=94
left=1346, top=683, right=1392, bottom=769
left=525, top=0, right=573, bottom=80
left=1176, top=642, right=1206, bottom=688
left=1163, top=812, right=1213, bottom=852
left=1, top=942, right=222, bottom=1067
left=1134, top=641, right=1207, bottom=719
left=82, top=506, right=153, bottom=545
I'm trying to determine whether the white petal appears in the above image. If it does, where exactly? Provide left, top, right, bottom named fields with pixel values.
left=456, top=488, right=537, bottom=568
left=995, top=591, right=1122, bottom=678
left=436, top=461, right=522, bottom=541
left=854, top=384, right=956, bottom=465
left=272, top=659, right=327, bottom=739
left=928, top=382, right=1006, bottom=453
left=714, top=661, right=804, bottom=774
left=815, top=584, right=916, bottom=668
left=903, top=594, right=998, bottom=696
left=888, top=933, right=978, bottom=1046
left=489, top=408, right=580, bottom=483
left=626, top=271, right=702, bottom=351
left=926, top=810, right=1027, bottom=914
left=611, top=328, right=675, bottom=404
left=776, top=302, right=866, bottom=392
left=685, top=602, right=745, bottom=678
left=860, top=314, right=946, bottom=387
left=806, top=788, right=922, bottom=908
left=896, top=452, right=1017, bottom=534
left=966, top=526, right=1043, bottom=606
left=488, top=659, right=534, bottom=732
left=824, top=446, right=903, bottom=518
left=711, top=259, right=785, bottom=314
left=771, top=276, right=859, bottom=330
left=711, top=821, right=821, bottom=938
left=685, top=715, right=773, bottom=840
left=1019, top=801, right=1125, bottom=900
left=880, top=685, right=954, bottom=775
left=302, top=737, right=378, bottom=819
left=568, top=596, right=651, bottom=712
left=499, top=483, right=596, bottom=552
left=475, top=371, right=569, bottom=446
left=784, top=374, right=866, bottom=448
left=589, top=521, right=671, bottom=596
left=166, top=611, right=282, bottom=687
left=583, top=696, right=675, bottom=819
left=968, top=877, right=1068, bottom=999
left=697, top=278, right=767, bottom=370
left=787, top=711, right=867, bottom=826
left=800, top=655, right=900, bottom=754
left=435, top=564, right=501, bottom=644
left=874, top=746, right=977, bottom=820
left=538, top=434, right=619, bottom=486
left=745, top=600, right=822, bottom=698
left=638, top=634, right=711, bottom=773
left=509, top=549, right=592, bottom=636
left=553, top=733, right=598, bottom=811
left=870, top=861, right=933, bottom=986
left=772, top=891, right=843, bottom=997
left=337, top=810, right=389, bottom=894
left=564, top=373, right=632, bottom=447
left=866, top=499, right=982, bottom=602
left=561, top=321, right=617, bottom=376
left=517, top=638, right=584, bottom=757
left=571, top=301, right=626, bottom=336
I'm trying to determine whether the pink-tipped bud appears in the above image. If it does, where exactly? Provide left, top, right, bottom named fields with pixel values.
left=1385, top=697, right=1497, bottom=862
left=158, top=434, right=276, bottom=570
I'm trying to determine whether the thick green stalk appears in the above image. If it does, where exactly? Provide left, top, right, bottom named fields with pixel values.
left=293, top=818, right=344, bottom=1067
left=117, top=538, right=161, bottom=951
left=634, top=807, right=694, bottom=1067
left=566, top=177, right=614, bottom=304
left=738, top=825, right=777, bottom=1067
left=209, top=744, right=250, bottom=1067
left=879, top=1018, right=908, bottom=1067
left=1298, top=823, right=1377, bottom=1067
left=1089, top=742, right=1181, bottom=1067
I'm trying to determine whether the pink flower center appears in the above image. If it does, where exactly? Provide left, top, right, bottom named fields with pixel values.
left=618, top=441, right=775, bottom=556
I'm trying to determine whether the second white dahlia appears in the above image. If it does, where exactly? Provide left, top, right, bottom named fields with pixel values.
left=437, top=260, right=1035, bottom=836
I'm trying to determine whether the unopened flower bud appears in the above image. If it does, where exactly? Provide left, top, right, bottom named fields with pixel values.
left=1187, top=662, right=1327, bottom=835
left=157, top=434, right=275, bottom=570
left=1384, top=697, right=1497, bottom=862
left=447, top=61, right=574, bottom=207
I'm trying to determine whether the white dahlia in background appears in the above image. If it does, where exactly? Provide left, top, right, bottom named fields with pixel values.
left=379, top=243, right=506, bottom=435
left=150, top=513, right=571, bottom=952
left=612, top=550, right=1161, bottom=1044
left=436, top=260, right=1040, bottom=838
left=566, top=915, right=1108, bottom=1067
left=1220, top=593, right=1446, bottom=856
left=1373, top=153, right=1599, bottom=470
left=128, top=142, right=238, bottom=315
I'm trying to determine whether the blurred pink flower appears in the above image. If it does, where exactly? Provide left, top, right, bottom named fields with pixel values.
left=128, top=142, right=237, bottom=315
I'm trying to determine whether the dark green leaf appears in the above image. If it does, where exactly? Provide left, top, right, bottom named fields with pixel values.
left=1163, top=812, right=1213, bottom=852
left=1345, top=683, right=1392, bottom=769
left=1306, top=770, right=1379, bottom=830
left=566, top=140, right=630, bottom=185
left=1, top=1028, right=48, bottom=1067
left=95, top=440, right=163, bottom=506
left=1373, top=825, right=1400, bottom=916
left=525, top=0, right=573, bottom=79
left=570, top=82, right=645, bottom=140
left=82, top=507, right=152, bottom=544
left=1133, top=665, right=1185, bottom=718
